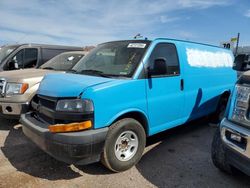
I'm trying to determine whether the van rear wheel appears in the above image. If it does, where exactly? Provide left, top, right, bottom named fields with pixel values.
left=101, top=118, right=146, bottom=172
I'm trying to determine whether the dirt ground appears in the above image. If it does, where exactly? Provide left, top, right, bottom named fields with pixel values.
left=0, top=117, right=249, bottom=188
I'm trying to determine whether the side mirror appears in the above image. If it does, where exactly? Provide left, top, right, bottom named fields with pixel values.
left=8, top=60, right=15, bottom=70
left=7, top=60, right=19, bottom=70
left=148, top=58, right=168, bottom=76
left=14, top=62, right=19, bottom=69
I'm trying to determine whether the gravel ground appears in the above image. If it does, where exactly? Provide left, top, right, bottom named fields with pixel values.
left=0, top=117, right=249, bottom=188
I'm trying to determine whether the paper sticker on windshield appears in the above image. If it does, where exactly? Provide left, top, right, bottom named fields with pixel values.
left=67, top=56, right=75, bottom=61
left=127, top=43, right=146, bottom=48
left=119, top=72, right=128, bottom=75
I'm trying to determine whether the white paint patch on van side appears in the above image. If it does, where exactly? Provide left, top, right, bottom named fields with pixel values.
left=186, top=48, right=233, bottom=68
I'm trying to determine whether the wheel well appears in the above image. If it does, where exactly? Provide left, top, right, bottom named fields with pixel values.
left=215, top=90, right=231, bottom=111
left=114, top=112, right=149, bottom=136
left=221, top=90, right=230, bottom=100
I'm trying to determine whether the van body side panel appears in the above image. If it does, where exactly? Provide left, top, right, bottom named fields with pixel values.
left=138, top=39, right=236, bottom=136
left=82, top=79, right=148, bottom=129
left=179, top=42, right=237, bottom=122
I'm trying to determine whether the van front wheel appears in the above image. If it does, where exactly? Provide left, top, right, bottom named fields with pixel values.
left=101, top=118, right=146, bottom=172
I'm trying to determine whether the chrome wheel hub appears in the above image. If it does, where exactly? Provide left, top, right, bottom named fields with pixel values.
left=114, top=130, right=138, bottom=161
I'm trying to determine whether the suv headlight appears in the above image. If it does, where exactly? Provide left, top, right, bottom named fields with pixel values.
left=5, top=83, right=29, bottom=96
left=56, top=99, right=94, bottom=113
left=232, top=84, right=250, bottom=123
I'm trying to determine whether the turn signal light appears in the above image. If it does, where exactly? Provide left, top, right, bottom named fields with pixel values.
left=49, top=120, right=92, bottom=133
left=20, top=83, right=29, bottom=94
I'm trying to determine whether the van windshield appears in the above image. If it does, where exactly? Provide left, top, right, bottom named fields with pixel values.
left=40, top=52, right=85, bottom=71
left=0, top=46, right=16, bottom=63
left=71, top=40, right=151, bottom=78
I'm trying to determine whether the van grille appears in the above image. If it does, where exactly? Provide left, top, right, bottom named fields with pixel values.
left=31, top=95, right=91, bottom=126
left=0, top=78, right=6, bottom=97
left=37, top=95, right=57, bottom=110
left=31, top=95, right=58, bottom=124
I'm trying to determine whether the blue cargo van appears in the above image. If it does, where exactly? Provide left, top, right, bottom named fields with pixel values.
left=21, top=38, right=237, bottom=172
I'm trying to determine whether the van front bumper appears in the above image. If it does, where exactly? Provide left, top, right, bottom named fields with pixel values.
left=220, top=118, right=250, bottom=175
left=0, top=102, right=29, bottom=119
left=20, top=113, right=108, bottom=165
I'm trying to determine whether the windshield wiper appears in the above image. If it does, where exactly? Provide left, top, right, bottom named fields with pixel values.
left=42, top=67, right=55, bottom=70
left=67, top=69, right=125, bottom=78
left=103, top=73, right=129, bottom=78
left=77, top=69, right=112, bottom=78
left=67, top=69, right=77, bottom=73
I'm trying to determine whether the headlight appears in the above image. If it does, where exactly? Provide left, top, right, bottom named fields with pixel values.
left=232, top=85, right=250, bottom=124
left=5, top=83, right=29, bottom=96
left=235, top=85, right=250, bottom=102
left=56, top=99, right=94, bottom=113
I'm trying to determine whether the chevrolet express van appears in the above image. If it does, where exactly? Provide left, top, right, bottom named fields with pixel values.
left=0, top=51, right=86, bottom=119
left=21, top=39, right=237, bottom=172
left=0, top=44, right=82, bottom=71
left=212, top=71, right=250, bottom=176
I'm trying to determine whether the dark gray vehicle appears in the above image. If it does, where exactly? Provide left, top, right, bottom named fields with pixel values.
left=212, top=71, right=250, bottom=176
left=0, top=44, right=82, bottom=71
left=0, top=51, right=86, bottom=119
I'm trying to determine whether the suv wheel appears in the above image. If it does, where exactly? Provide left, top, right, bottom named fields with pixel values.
left=211, top=128, right=233, bottom=174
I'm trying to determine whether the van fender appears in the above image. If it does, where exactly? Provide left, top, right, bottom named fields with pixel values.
left=106, top=108, right=149, bottom=134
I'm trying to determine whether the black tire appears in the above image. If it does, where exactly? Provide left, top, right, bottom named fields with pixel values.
left=210, top=96, right=229, bottom=125
left=211, top=128, right=233, bottom=174
left=101, top=118, right=146, bottom=172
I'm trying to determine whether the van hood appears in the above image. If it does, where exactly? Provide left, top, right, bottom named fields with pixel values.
left=0, top=69, right=55, bottom=83
left=38, top=73, right=115, bottom=97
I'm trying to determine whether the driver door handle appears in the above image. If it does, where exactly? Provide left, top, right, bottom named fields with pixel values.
left=180, top=79, right=184, bottom=91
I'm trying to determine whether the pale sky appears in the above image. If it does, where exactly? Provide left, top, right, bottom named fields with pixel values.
left=0, top=0, right=250, bottom=47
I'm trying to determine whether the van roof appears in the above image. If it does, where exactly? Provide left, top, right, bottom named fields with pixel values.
left=153, top=38, right=225, bottom=49
left=99, top=38, right=228, bottom=51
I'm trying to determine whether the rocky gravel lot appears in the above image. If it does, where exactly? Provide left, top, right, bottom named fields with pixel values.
left=0, top=117, right=249, bottom=188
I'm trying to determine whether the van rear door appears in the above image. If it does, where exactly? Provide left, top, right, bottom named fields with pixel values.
left=146, top=42, right=184, bottom=135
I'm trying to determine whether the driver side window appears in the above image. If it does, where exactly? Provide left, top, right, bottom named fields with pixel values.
left=9, top=48, right=38, bottom=70
left=23, top=48, right=38, bottom=68
left=149, top=43, right=180, bottom=76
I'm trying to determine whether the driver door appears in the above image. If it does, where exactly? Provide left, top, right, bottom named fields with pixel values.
left=146, top=42, right=185, bottom=135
